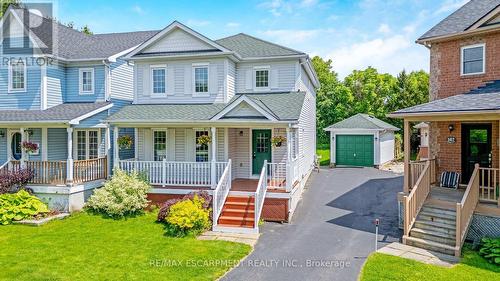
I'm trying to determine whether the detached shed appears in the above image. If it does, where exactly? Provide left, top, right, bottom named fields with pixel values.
left=324, top=114, right=399, bottom=167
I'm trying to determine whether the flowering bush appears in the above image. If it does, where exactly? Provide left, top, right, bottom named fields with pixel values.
left=0, top=169, right=34, bottom=194
left=21, top=141, right=38, bottom=154
left=85, top=169, right=150, bottom=218
left=157, top=198, right=181, bottom=222
left=0, top=190, right=49, bottom=225
left=271, top=136, right=286, bottom=147
left=117, top=135, right=133, bottom=149
left=156, top=191, right=212, bottom=223
left=164, top=195, right=211, bottom=237
left=196, top=135, right=211, bottom=146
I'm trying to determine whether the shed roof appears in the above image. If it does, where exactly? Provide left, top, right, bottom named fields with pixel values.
left=324, top=114, right=399, bottom=131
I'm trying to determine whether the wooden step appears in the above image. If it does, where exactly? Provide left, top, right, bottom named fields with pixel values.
left=405, top=236, right=456, bottom=256
left=223, top=201, right=255, bottom=211
left=225, top=196, right=255, bottom=203
left=414, top=220, right=456, bottom=232
left=421, top=206, right=457, bottom=216
left=419, top=210, right=456, bottom=222
left=218, top=215, right=255, bottom=228
left=221, top=208, right=255, bottom=217
left=410, top=228, right=455, bottom=246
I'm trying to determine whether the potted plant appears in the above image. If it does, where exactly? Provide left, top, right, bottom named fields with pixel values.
left=197, top=135, right=211, bottom=146
left=271, top=136, right=286, bottom=147
left=117, top=135, right=133, bottom=149
left=21, top=141, right=38, bottom=154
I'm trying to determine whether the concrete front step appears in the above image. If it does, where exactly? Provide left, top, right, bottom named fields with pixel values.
left=405, top=236, right=456, bottom=256
left=410, top=228, right=456, bottom=246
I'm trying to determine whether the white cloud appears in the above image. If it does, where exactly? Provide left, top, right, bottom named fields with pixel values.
left=300, top=0, right=318, bottom=7
left=186, top=19, right=211, bottom=27
left=258, top=0, right=292, bottom=17
left=377, top=23, right=391, bottom=34
left=226, top=22, right=240, bottom=28
left=435, top=0, right=468, bottom=15
left=131, top=5, right=145, bottom=15
left=326, top=34, right=427, bottom=78
left=260, top=29, right=324, bottom=45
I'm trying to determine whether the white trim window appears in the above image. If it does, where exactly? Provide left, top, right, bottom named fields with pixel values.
left=254, top=66, right=270, bottom=90
left=79, top=68, right=94, bottom=95
left=151, top=65, right=166, bottom=95
left=76, top=130, right=99, bottom=160
left=461, top=44, right=485, bottom=75
left=193, top=63, right=209, bottom=96
left=195, top=129, right=209, bottom=162
left=153, top=130, right=167, bottom=161
left=8, top=60, right=27, bottom=92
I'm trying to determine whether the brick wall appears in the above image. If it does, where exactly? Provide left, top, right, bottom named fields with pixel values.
left=430, top=121, right=499, bottom=180
left=429, top=31, right=500, bottom=100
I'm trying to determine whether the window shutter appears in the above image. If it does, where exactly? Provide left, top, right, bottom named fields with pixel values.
left=270, top=68, right=279, bottom=89
left=245, top=69, right=253, bottom=90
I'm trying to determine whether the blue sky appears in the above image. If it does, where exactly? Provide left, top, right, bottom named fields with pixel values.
left=55, top=0, right=468, bottom=78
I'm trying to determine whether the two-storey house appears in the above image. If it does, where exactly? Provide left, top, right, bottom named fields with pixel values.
left=0, top=7, right=156, bottom=211
left=390, top=0, right=500, bottom=256
left=107, top=21, right=319, bottom=233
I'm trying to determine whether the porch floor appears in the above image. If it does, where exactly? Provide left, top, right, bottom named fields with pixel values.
left=428, top=186, right=465, bottom=203
left=231, top=179, right=287, bottom=193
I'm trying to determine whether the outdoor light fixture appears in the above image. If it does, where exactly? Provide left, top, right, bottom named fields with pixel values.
left=448, top=124, right=454, bottom=132
left=239, top=130, right=244, bottom=136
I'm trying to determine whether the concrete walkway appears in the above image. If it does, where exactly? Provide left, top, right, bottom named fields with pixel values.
left=377, top=242, right=459, bottom=267
left=198, top=231, right=260, bottom=247
left=223, top=168, right=403, bottom=281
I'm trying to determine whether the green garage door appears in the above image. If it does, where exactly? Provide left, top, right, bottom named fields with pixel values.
left=336, top=135, right=374, bottom=167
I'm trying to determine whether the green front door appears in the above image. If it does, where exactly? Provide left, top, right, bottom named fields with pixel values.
left=336, top=135, right=374, bottom=167
left=252, top=129, right=272, bottom=174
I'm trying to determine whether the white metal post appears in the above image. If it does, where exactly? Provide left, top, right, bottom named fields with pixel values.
left=113, top=126, right=119, bottom=169
left=20, top=127, right=26, bottom=168
left=66, top=127, right=74, bottom=185
left=105, top=126, right=111, bottom=178
left=286, top=127, right=292, bottom=191
left=162, top=158, right=166, bottom=187
left=211, top=127, right=217, bottom=189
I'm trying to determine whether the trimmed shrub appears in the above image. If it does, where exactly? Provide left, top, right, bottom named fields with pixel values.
left=164, top=195, right=211, bottom=237
left=85, top=169, right=150, bottom=218
left=479, top=237, right=500, bottom=265
left=0, top=190, right=49, bottom=225
left=0, top=169, right=34, bottom=194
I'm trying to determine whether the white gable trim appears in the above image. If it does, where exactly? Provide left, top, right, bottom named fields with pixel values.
left=68, top=103, right=114, bottom=125
left=211, top=95, right=277, bottom=121
left=125, top=21, right=232, bottom=58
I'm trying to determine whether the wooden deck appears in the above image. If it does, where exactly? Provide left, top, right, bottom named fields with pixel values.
left=152, top=178, right=287, bottom=193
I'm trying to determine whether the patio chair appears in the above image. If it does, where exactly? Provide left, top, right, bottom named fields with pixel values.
left=314, top=155, right=321, bottom=173
left=439, top=171, right=460, bottom=189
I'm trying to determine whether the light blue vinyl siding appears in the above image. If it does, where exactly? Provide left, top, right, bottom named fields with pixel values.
left=109, top=98, right=132, bottom=114
left=46, top=62, right=65, bottom=108
left=75, top=110, right=108, bottom=128
left=0, top=129, right=7, bottom=164
left=27, top=128, right=41, bottom=161
left=0, top=62, right=41, bottom=110
left=47, top=128, right=67, bottom=160
left=64, top=65, right=105, bottom=102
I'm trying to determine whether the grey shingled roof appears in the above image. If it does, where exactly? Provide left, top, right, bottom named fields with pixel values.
left=392, top=80, right=500, bottom=115
left=0, top=102, right=110, bottom=123
left=10, top=8, right=159, bottom=60
left=325, top=113, right=399, bottom=131
left=215, top=33, right=305, bottom=58
left=419, top=0, right=500, bottom=41
left=107, top=92, right=305, bottom=122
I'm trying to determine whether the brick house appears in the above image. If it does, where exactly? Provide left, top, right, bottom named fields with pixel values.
left=390, top=0, right=500, bottom=256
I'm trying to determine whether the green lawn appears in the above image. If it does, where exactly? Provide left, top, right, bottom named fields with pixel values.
left=316, top=144, right=330, bottom=166
left=360, top=248, right=499, bottom=281
left=0, top=212, right=251, bottom=281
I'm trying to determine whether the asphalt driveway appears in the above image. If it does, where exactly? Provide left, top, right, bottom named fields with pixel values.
left=223, top=167, right=402, bottom=281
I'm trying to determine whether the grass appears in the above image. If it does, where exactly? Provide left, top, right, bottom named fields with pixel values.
left=316, top=143, right=330, bottom=166
left=360, top=247, right=499, bottom=281
left=0, top=212, right=251, bottom=281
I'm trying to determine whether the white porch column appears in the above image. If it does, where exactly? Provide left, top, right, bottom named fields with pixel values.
left=105, top=126, right=111, bottom=178
left=211, top=127, right=217, bottom=188
left=66, top=127, right=74, bottom=185
left=403, top=120, right=410, bottom=194
left=113, top=126, right=119, bottom=169
left=20, top=127, right=26, bottom=168
left=286, top=127, right=292, bottom=191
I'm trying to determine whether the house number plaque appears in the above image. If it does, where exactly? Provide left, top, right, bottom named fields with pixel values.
left=447, top=137, right=456, bottom=144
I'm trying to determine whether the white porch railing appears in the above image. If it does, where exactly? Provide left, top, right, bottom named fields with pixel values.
left=212, top=160, right=232, bottom=229
left=118, top=160, right=228, bottom=187
left=254, top=160, right=268, bottom=231
left=267, top=162, right=286, bottom=189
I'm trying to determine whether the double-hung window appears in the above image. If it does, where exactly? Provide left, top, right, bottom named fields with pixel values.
left=8, top=60, right=26, bottom=92
left=193, top=64, right=209, bottom=95
left=153, top=131, right=167, bottom=161
left=461, top=44, right=485, bottom=75
left=79, top=68, right=94, bottom=94
left=151, top=66, right=166, bottom=95
left=195, top=130, right=209, bottom=162
left=76, top=130, right=99, bottom=160
left=254, top=66, right=269, bottom=90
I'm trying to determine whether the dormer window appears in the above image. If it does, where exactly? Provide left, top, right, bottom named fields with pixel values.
left=193, top=63, right=209, bottom=96
left=461, top=44, right=485, bottom=75
left=8, top=60, right=26, bottom=92
left=79, top=68, right=94, bottom=95
left=151, top=65, right=167, bottom=95
left=254, top=66, right=270, bottom=90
